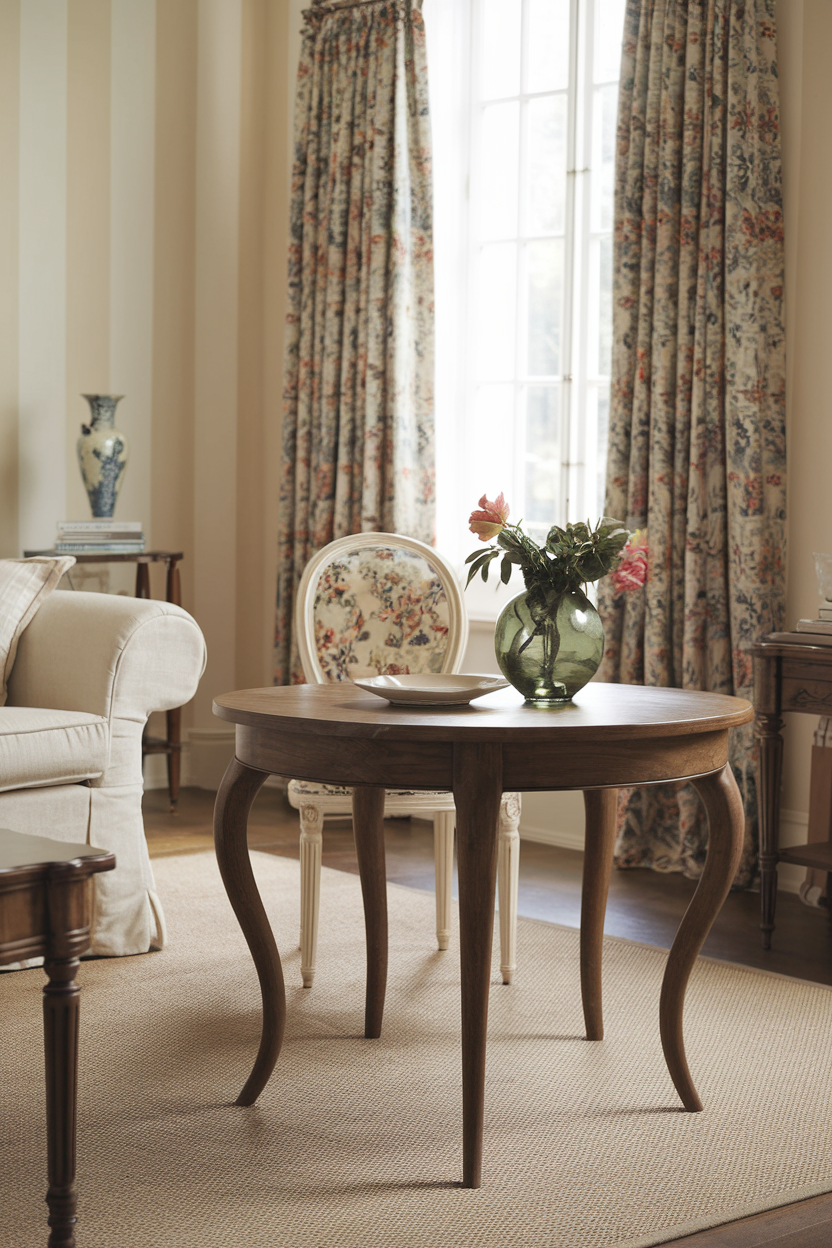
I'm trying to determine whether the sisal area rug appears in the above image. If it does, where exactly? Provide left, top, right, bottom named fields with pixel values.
left=3, top=851, right=832, bottom=1248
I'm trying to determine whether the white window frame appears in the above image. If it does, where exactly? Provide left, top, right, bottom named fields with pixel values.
left=426, top=0, right=620, bottom=619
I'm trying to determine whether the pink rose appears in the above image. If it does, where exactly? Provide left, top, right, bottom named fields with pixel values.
left=610, top=533, right=648, bottom=595
left=468, top=492, right=510, bottom=541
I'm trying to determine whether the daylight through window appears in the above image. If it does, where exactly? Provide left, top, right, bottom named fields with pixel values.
left=426, top=0, right=626, bottom=615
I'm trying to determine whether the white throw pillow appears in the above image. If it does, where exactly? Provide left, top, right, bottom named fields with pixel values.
left=0, top=557, right=76, bottom=705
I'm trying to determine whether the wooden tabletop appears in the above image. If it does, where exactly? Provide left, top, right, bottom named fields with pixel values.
left=213, top=681, right=753, bottom=744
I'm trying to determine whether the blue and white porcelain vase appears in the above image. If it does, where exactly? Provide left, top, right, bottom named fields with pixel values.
left=77, top=394, right=128, bottom=518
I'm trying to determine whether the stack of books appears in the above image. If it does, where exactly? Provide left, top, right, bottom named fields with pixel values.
left=794, top=606, right=832, bottom=644
left=55, top=521, right=145, bottom=554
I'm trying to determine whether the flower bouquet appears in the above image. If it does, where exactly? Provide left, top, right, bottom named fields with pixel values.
left=466, top=493, right=648, bottom=703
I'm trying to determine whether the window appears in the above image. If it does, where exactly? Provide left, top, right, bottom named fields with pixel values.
left=425, top=0, right=626, bottom=615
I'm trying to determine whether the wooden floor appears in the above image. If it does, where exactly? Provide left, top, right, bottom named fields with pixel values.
left=143, top=785, right=832, bottom=1247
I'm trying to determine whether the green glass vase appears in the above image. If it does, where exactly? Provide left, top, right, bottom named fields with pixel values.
left=494, top=587, right=605, bottom=705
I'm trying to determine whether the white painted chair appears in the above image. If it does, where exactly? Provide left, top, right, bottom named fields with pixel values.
left=288, top=532, right=521, bottom=988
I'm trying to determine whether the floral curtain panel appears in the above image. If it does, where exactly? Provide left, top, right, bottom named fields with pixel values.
left=598, top=0, right=786, bottom=883
left=275, top=0, right=435, bottom=687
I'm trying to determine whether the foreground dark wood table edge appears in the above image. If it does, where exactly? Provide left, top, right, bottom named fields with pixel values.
left=212, top=710, right=745, bottom=1188
left=0, top=833, right=115, bottom=1246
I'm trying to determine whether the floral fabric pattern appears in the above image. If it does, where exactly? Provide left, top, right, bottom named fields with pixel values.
left=313, top=546, right=450, bottom=681
left=274, top=0, right=436, bottom=686
left=597, top=0, right=786, bottom=884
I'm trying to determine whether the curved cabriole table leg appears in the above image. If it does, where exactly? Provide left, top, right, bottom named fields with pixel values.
left=580, top=788, right=619, bottom=1041
left=453, top=742, right=504, bottom=1190
left=213, top=756, right=283, bottom=1107
left=660, top=763, right=744, bottom=1111
left=352, top=785, right=388, bottom=1039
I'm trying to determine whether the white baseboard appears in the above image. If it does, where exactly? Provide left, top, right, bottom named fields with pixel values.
left=778, top=807, right=810, bottom=895
left=520, top=803, right=814, bottom=896
left=520, top=821, right=584, bottom=852
left=142, top=728, right=290, bottom=793
left=142, top=728, right=235, bottom=791
left=142, top=753, right=170, bottom=791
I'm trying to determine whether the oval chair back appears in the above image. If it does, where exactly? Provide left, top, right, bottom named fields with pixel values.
left=294, top=532, right=469, bottom=686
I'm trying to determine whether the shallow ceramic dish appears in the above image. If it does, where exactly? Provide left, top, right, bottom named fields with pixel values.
left=354, top=673, right=510, bottom=707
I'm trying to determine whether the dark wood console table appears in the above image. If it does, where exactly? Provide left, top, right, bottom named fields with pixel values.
left=751, top=633, right=832, bottom=948
left=24, top=551, right=185, bottom=811
left=0, top=829, right=115, bottom=1246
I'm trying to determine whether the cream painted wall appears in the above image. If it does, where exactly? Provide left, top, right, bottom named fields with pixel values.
left=0, top=0, right=294, bottom=785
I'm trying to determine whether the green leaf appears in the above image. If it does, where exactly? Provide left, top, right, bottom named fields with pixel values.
left=464, top=550, right=494, bottom=587
left=500, top=554, right=513, bottom=584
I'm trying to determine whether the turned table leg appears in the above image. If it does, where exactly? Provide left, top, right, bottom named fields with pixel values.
left=165, top=557, right=183, bottom=812
left=213, top=757, right=281, bottom=1106
left=352, top=786, right=388, bottom=1039
left=453, top=742, right=504, bottom=1190
left=580, top=788, right=618, bottom=1041
left=756, top=710, right=784, bottom=949
left=660, top=763, right=744, bottom=1111
left=43, top=956, right=81, bottom=1247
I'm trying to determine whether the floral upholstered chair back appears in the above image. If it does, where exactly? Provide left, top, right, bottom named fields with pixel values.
left=296, top=534, right=469, bottom=685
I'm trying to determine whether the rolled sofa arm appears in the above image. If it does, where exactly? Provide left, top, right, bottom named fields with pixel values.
left=4, top=590, right=208, bottom=957
left=7, top=590, right=207, bottom=722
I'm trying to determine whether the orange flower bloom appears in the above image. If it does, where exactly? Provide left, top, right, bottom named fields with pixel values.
left=468, top=492, right=510, bottom=541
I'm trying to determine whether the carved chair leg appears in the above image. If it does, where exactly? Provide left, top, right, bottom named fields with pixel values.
left=299, top=804, right=324, bottom=987
left=433, top=810, right=455, bottom=951
left=497, top=793, right=521, bottom=984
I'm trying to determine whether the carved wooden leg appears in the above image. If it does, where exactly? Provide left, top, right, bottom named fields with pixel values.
left=352, top=786, right=387, bottom=1039
left=660, top=763, right=744, bottom=1111
left=166, top=707, right=181, bottom=812
left=433, top=810, right=455, bottom=952
left=299, top=804, right=323, bottom=987
left=454, top=742, right=503, bottom=1190
left=43, top=956, right=81, bottom=1248
left=756, top=710, right=784, bottom=950
left=165, top=558, right=183, bottom=811
left=497, top=793, right=521, bottom=985
left=580, top=788, right=618, bottom=1041
left=135, top=562, right=150, bottom=598
left=213, top=757, right=281, bottom=1107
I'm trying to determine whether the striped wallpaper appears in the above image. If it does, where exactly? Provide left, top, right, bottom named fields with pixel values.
left=0, top=0, right=298, bottom=780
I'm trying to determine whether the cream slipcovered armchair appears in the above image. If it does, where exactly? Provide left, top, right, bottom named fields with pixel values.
left=0, top=584, right=206, bottom=957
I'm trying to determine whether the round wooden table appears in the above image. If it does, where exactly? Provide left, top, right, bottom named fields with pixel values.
left=212, top=681, right=752, bottom=1188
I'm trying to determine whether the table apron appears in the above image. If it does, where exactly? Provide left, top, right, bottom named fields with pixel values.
left=234, top=725, right=730, bottom=792
left=780, top=676, right=832, bottom=714
left=0, top=874, right=94, bottom=964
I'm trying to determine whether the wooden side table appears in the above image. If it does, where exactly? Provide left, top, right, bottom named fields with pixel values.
left=24, top=550, right=185, bottom=811
left=751, top=634, right=832, bottom=948
left=0, top=829, right=115, bottom=1247
left=212, top=681, right=751, bottom=1188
